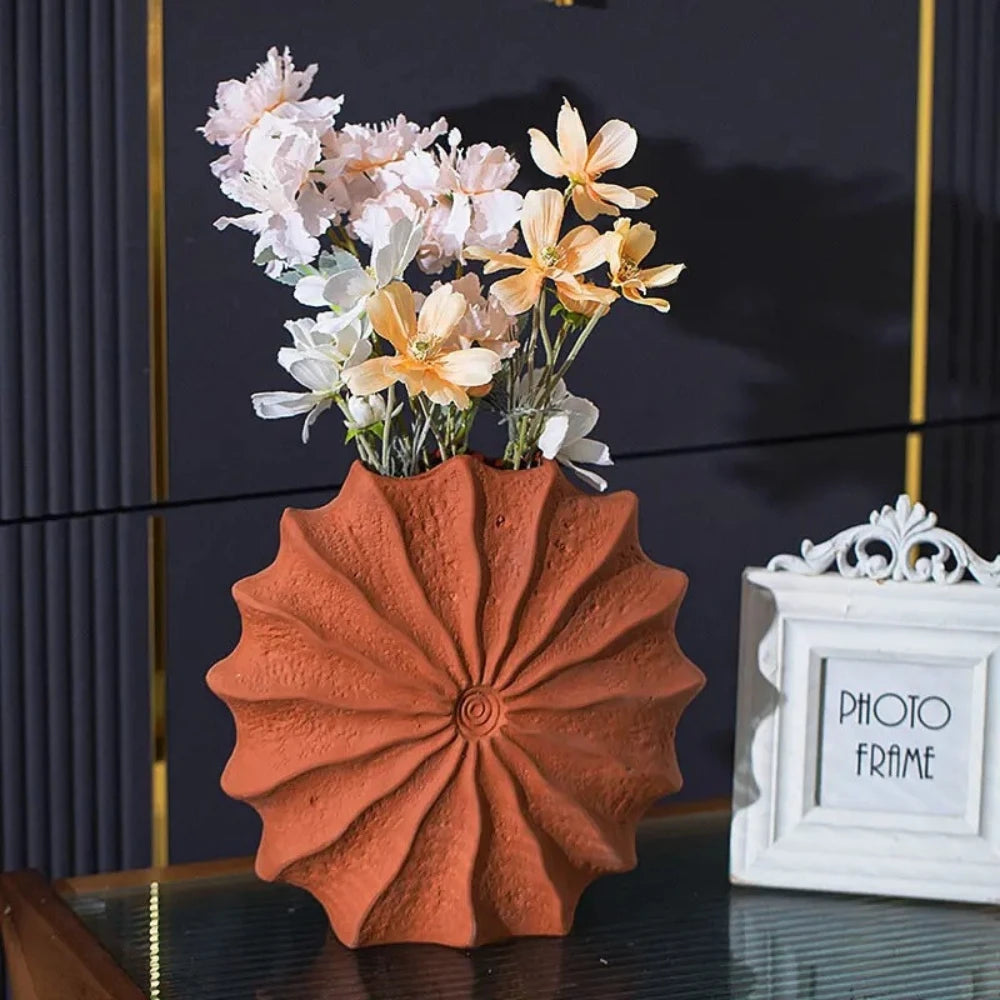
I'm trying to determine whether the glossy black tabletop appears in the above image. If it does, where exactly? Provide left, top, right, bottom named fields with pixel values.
left=63, top=813, right=1000, bottom=1000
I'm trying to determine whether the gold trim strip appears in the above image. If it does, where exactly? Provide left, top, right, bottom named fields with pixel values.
left=906, top=0, right=936, bottom=501
left=147, top=514, right=168, bottom=869
left=147, top=0, right=169, bottom=868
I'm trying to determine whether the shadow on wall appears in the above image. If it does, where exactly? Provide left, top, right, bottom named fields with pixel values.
left=442, top=82, right=999, bottom=506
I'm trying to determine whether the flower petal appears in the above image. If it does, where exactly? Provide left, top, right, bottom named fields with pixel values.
left=560, top=435, right=612, bottom=467
left=558, top=457, right=608, bottom=491
left=293, top=274, right=329, bottom=307
left=623, top=285, right=672, bottom=313
left=300, top=397, right=333, bottom=443
left=435, top=347, right=502, bottom=387
left=571, top=184, right=613, bottom=222
left=560, top=394, right=600, bottom=442
left=622, top=221, right=657, bottom=264
left=368, top=282, right=417, bottom=354
left=251, top=390, right=316, bottom=419
left=490, top=269, right=544, bottom=316
left=591, top=182, right=656, bottom=210
left=558, top=226, right=610, bottom=275
left=374, top=217, right=422, bottom=286
left=555, top=275, right=617, bottom=308
left=537, top=413, right=570, bottom=460
left=528, top=128, right=567, bottom=178
left=467, top=250, right=534, bottom=275
left=638, top=262, right=685, bottom=288
left=556, top=99, right=588, bottom=174
left=521, top=189, right=564, bottom=260
left=586, top=119, right=637, bottom=176
left=323, top=266, right=375, bottom=311
left=417, top=370, right=471, bottom=409
left=418, top=284, right=467, bottom=343
left=287, top=355, right=340, bottom=392
left=342, top=356, right=403, bottom=396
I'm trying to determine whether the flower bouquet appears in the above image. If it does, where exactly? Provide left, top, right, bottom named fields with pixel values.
left=204, top=48, right=704, bottom=949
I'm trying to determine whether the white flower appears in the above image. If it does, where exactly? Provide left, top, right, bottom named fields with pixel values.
left=214, top=113, right=337, bottom=271
left=344, top=393, right=387, bottom=431
left=200, top=46, right=343, bottom=179
left=294, top=218, right=423, bottom=311
left=525, top=378, right=613, bottom=491
left=252, top=312, right=371, bottom=442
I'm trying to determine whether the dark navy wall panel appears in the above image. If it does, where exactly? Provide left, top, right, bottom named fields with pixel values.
left=164, top=431, right=904, bottom=864
left=164, top=489, right=334, bottom=863
left=0, top=513, right=151, bottom=878
left=163, top=0, right=917, bottom=503
left=0, top=0, right=149, bottom=522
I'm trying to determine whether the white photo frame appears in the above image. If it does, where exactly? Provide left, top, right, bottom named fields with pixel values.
left=730, top=496, right=1000, bottom=904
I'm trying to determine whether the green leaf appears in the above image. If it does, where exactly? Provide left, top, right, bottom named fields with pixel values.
left=549, top=300, right=589, bottom=329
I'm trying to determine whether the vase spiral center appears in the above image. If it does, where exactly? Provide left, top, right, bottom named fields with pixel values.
left=455, top=686, right=503, bottom=739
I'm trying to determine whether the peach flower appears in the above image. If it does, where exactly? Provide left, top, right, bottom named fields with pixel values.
left=608, top=219, right=684, bottom=313
left=529, top=99, right=656, bottom=221
left=466, top=189, right=613, bottom=315
left=344, top=283, right=501, bottom=409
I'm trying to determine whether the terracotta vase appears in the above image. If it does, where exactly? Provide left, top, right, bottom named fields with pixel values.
left=207, top=455, right=704, bottom=949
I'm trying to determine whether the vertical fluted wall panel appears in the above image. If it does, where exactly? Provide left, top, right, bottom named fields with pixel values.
left=0, top=515, right=150, bottom=879
left=0, top=0, right=148, bottom=523
left=924, top=1, right=1000, bottom=558
left=929, top=0, right=1000, bottom=418
left=923, top=422, right=1000, bottom=566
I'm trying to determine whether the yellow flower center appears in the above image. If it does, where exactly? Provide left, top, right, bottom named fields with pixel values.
left=617, top=257, right=640, bottom=282
left=411, top=339, right=433, bottom=359
left=540, top=245, right=563, bottom=268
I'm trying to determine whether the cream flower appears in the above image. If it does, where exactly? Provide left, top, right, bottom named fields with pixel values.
left=252, top=313, right=371, bottom=442
left=418, top=136, right=522, bottom=274
left=294, top=218, right=422, bottom=310
left=324, top=115, right=448, bottom=175
left=349, top=191, right=424, bottom=256
left=529, top=99, right=656, bottom=221
left=314, top=119, right=445, bottom=255
left=431, top=274, right=519, bottom=358
left=200, top=47, right=342, bottom=179
left=608, top=219, right=685, bottom=313
left=466, top=188, right=613, bottom=316
left=214, top=113, right=337, bottom=271
left=344, top=393, right=387, bottom=431
left=344, top=283, right=501, bottom=408
left=530, top=378, right=613, bottom=491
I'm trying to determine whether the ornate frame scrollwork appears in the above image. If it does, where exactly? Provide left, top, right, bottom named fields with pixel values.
left=767, top=494, right=1000, bottom=586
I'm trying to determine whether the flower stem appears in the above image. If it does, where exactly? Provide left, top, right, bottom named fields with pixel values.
left=382, top=384, right=395, bottom=472
left=554, top=306, right=607, bottom=383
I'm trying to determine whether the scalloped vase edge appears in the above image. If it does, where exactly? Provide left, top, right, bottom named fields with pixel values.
left=207, top=454, right=705, bottom=949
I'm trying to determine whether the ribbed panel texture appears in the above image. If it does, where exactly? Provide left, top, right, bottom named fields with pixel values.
left=929, top=0, right=1000, bottom=418
left=924, top=0, right=1000, bottom=559
left=0, top=516, right=151, bottom=879
left=0, top=0, right=148, bottom=522
left=923, top=421, right=1000, bottom=558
